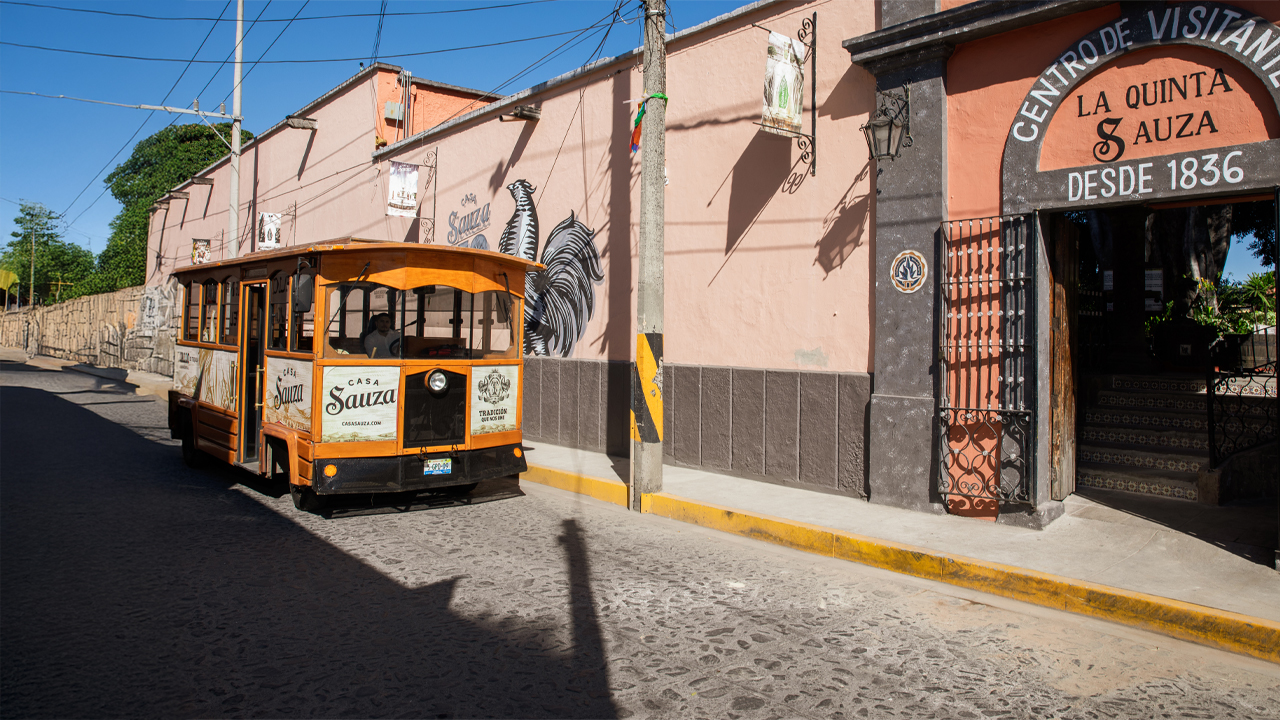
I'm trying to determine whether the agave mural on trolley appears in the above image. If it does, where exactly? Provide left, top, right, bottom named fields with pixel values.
left=495, top=179, right=604, bottom=357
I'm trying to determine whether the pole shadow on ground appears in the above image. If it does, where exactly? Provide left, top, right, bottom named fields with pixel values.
left=1, top=383, right=617, bottom=719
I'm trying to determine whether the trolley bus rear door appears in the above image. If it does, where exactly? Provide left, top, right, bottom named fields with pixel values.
left=239, top=283, right=267, bottom=464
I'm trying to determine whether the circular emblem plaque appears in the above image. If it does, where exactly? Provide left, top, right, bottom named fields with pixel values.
left=891, top=250, right=927, bottom=294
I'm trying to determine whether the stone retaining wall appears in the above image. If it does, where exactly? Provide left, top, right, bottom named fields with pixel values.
left=0, top=280, right=181, bottom=376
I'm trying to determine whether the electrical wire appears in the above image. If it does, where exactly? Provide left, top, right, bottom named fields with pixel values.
left=213, top=0, right=310, bottom=108
left=432, top=5, right=632, bottom=128
left=0, top=0, right=558, bottom=23
left=60, top=0, right=233, bottom=227
left=0, top=26, right=608, bottom=65
left=191, top=0, right=274, bottom=109
left=538, top=0, right=627, bottom=199
left=369, top=0, right=389, bottom=65
left=62, top=0, right=273, bottom=230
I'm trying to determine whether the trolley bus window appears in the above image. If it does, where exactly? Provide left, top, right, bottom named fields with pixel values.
left=323, top=282, right=398, bottom=358
left=184, top=282, right=200, bottom=342
left=474, top=290, right=516, bottom=358
left=291, top=278, right=314, bottom=354
left=220, top=278, right=239, bottom=346
left=200, top=280, right=219, bottom=343
left=268, top=273, right=289, bottom=352
left=398, top=286, right=516, bottom=359
left=401, top=285, right=470, bottom=359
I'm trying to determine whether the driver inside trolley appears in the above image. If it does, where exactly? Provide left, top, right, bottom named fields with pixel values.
left=362, top=312, right=401, bottom=358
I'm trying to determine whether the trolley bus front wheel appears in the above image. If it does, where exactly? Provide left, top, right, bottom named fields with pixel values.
left=290, top=484, right=324, bottom=513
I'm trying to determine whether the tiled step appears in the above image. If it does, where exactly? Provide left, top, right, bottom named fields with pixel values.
left=1075, top=463, right=1199, bottom=502
left=1107, top=375, right=1207, bottom=394
left=1083, top=407, right=1209, bottom=433
left=1214, top=375, right=1277, bottom=397
left=1077, top=444, right=1207, bottom=475
left=1077, top=425, right=1209, bottom=453
left=1095, top=389, right=1206, bottom=414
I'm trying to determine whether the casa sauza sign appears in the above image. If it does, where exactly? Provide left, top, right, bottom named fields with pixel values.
left=1002, top=2, right=1280, bottom=213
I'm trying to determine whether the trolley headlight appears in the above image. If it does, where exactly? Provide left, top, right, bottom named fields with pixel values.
left=427, top=370, right=449, bottom=393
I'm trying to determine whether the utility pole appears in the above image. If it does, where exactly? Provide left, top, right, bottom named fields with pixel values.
left=28, top=225, right=35, bottom=308
left=631, top=0, right=667, bottom=509
left=228, top=0, right=244, bottom=258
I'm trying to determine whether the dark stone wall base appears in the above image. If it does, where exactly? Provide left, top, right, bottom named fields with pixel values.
left=523, top=357, right=873, bottom=498
left=867, top=393, right=944, bottom=514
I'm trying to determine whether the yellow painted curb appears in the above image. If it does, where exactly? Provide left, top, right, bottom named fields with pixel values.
left=642, top=492, right=1280, bottom=665
left=522, top=464, right=628, bottom=508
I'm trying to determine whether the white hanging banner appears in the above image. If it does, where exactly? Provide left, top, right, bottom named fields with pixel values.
left=191, top=238, right=211, bottom=264
left=762, top=31, right=806, bottom=137
left=258, top=212, right=282, bottom=250
left=387, top=161, right=419, bottom=218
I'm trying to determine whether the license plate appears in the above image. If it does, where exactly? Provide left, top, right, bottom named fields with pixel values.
left=424, top=458, right=452, bottom=476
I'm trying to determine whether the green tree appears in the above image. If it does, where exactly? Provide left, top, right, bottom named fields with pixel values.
left=0, top=201, right=95, bottom=305
left=73, top=122, right=253, bottom=297
left=1231, top=198, right=1276, bottom=268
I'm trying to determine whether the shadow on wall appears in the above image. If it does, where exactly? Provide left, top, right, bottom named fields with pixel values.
left=814, top=164, right=872, bottom=277
left=600, top=72, right=635, bottom=453
left=0, top=385, right=619, bottom=719
left=401, top=216, right=421, bottom=244
left=489, top=120, right=538, bottom=197
left=820, top=65, right=875, bottom=122
left=725, top=131, right=795, bottom=255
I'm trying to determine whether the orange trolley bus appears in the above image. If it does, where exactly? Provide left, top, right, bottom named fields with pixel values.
left=167, top=239, right=538, bottom=512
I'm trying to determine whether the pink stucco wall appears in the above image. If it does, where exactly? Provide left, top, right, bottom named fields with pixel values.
left=146, top=66, right=487, bottom=285
left=149, top=1, right=879, bottom=375
left=380, top=0, right=878, bottom=372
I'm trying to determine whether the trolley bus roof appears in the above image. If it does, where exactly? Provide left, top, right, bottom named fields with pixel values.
left=171, top=238, right=544, bottom=277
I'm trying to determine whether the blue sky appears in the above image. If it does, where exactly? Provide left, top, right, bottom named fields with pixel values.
left=0, top=0, right=1269, bottom=279
left=0, top=0, right=744, bottom=253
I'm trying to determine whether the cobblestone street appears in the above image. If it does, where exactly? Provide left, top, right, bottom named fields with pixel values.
left=3, top=359, right=1279, bottom=719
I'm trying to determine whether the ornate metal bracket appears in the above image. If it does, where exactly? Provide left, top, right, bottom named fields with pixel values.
left=421, top=148, right=438, bottom=243
left=876, top=83, right=913, bottom=155
left=751, top=12, right=817, bottom=176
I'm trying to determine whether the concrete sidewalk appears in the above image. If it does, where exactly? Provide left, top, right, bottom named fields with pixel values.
left=0, top=349, right=173, bottom=398
left=521, top=441, right=1280, bottom=663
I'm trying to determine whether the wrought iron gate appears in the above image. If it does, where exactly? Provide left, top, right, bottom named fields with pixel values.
left=1207, top=329, right=1277, bottom=468
left=938, top=214, right=1036, bottom=509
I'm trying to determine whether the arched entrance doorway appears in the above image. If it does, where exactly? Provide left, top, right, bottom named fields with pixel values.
left=941, top=3, right=1279, bottom=521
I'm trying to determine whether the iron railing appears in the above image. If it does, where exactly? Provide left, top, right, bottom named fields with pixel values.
left=1207, top=328, right=1277, bottom=468
left=938, top=214, right=1036, bottom=508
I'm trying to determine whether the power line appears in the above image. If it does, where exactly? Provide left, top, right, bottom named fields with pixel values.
left=0, top=0, right=557, bottom=23
left=61, top=0, right=270, bottom=231
left=1, top=26, right=606, bottom=65
left=215, top=0, right=309, bottom=106
left=433, top=5, right=632, bottom=128
left=60, top=0, right=233, bottom=225
left=192, top=0, right=275, bottom=108
left=537, top=0, right=627, bottom=201
left=0, top=91, right=236, bottom=118
left=369, top=0, right=389, bottom=65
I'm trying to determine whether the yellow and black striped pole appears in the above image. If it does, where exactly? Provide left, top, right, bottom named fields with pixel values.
left=632, top=0, right=666, bottom=509
left=631, top=332, right=663, bottom=444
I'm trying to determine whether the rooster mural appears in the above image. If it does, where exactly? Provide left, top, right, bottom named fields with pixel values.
left=497, top=179, right=604, bottom=357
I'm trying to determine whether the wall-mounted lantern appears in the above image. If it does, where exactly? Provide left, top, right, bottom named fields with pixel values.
left=861, top=84, right=911, bottom=161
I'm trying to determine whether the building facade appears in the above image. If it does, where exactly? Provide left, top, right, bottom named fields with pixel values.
left=148, top=0, right=1279, bottom=527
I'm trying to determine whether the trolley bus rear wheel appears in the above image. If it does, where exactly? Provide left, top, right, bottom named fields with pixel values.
left=180, top=421, right=202, bottom=469
left=290, top=484, right=324, bottom=513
